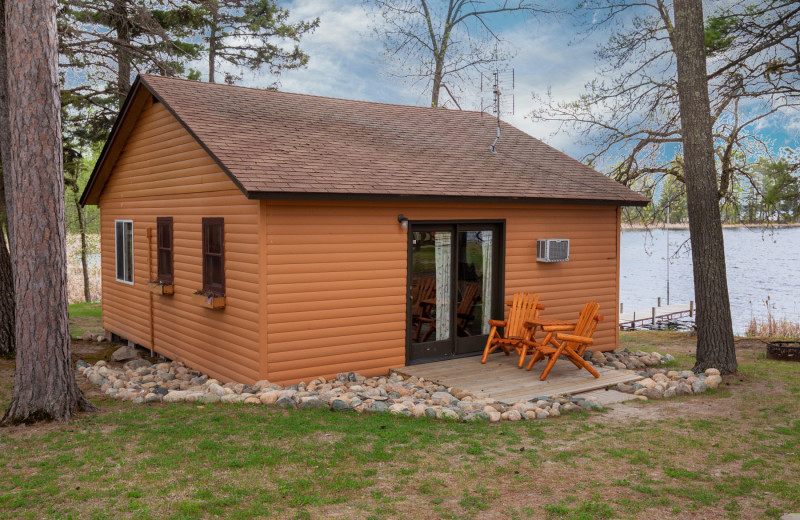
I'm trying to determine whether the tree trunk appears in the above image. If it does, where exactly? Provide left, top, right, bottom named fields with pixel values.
left=73, top=188, right=91, bottom=302
left=114, top=0, right=131, bottom=106
left=207, top=0, right=218, bottom=84
left=431, top=56, right=444, bottom=107
left=1, top=0, right=95, bottom=424
left=0, top=0, right=15, bottom=358
left=673, top=0, right=737, bottom=374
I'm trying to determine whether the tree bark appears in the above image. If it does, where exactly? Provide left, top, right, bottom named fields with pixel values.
left=431, top=57, right=443, bottom=107
left=0, top=0, right=14, bottom=358
left=208, top=3, right=217, bottom=84
left=113, top=0, right=131, bottom=106
left=71, top=182, right=91, bottom=302
left=1, top=0, right=95, bottom=424
left=673, top=0, right=737, bottom=374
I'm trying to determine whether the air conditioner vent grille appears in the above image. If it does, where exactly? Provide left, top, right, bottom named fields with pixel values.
left=536, top=239, right=569, bottom=262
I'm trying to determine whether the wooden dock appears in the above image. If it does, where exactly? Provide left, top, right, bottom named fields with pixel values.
left=392, top=354, right=642, bottom=403
left=619, top=303, right=693, bottom=330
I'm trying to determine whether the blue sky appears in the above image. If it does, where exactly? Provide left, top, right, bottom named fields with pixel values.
left=219, top=1, right=798, bottom=163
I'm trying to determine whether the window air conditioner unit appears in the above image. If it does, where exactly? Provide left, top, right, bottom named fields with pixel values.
left=537, top=239, right=569, bottom=262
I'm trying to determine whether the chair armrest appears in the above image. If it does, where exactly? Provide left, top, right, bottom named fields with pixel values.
left=536, top=303, right=545, bottom=310
left=487, top=319, right=506, bottom=327
left=541, top=323, right=576, bottom=332
left=555, top=333, right=594, bottom=344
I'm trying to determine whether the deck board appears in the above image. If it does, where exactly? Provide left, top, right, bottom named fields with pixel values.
left=392, top=353, right=642, bottom=403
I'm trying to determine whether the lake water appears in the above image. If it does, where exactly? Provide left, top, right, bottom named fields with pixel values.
left=620, top=226, right=800, bottom=334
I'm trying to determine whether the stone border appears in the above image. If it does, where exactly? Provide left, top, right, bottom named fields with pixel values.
left=76, top=348, right=720, bottom=423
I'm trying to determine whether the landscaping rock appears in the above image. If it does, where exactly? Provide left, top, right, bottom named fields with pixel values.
left=691, top=380, right=709, bottom=394
left=705, top=374, right=722, bottom=389
left=124, top=359, right=152, bottom=370
left=274, top=395, right=296, bottom=409
left=111, top=345, right=139, bottom=362
left=201, top=393, right=221, bottom=404
left=163, top=391, right=188, bottom=403
left=330, top=399, right=352, bottom=412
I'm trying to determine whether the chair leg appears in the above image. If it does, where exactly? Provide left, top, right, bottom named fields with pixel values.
left=421, top=321, right=436, bottom=342
left=564, top=348, right=600, bottom=378
left=540, top=343, right=566, bottom=381
left=481, top=328, right=497, bottom=363
left=526, top=349, right=544, bottom=371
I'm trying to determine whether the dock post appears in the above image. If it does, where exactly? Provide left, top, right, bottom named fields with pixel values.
left=652, top=307, right=656, bottom=325
left=620, top=302, right=623, bottom=313
left=632, top=312, right=636, bottom=330
left=658, top=297, right=661, bottom=307
left=689, top=301, right=694, bottom=317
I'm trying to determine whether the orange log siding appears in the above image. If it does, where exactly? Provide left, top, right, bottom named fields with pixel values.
left=99, top=97, right=262, bottom=384
left=97, top=94, right=622, bottom=387
left=262, top=201, right=620, bottom=385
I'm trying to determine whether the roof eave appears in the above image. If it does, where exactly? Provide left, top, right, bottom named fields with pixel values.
left=245, top=190, right=651, bottom=207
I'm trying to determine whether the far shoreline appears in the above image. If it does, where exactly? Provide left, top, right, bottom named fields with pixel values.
left=622, top=222, right=800, bottom=231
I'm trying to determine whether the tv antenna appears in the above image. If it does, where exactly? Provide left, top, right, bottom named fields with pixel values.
left=481, top=66, right=514, bottom=153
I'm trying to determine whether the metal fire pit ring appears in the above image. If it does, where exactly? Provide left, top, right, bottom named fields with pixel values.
left=766, top=341, right=800, bottom=361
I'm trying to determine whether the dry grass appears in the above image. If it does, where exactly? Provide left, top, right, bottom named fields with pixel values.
left=746, top=317, right=800, bottom=338
left=66, top=233, right=100, bottom=304
left=746, top=296, right=800, bottom=339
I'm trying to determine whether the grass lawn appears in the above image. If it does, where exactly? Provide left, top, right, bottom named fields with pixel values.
left=68, top=302, right=103, bottom=338
left=0, top=331, right=798, bottom=519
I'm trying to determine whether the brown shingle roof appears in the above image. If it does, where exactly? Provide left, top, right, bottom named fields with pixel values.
left=123, top=74, right=649, bottom=205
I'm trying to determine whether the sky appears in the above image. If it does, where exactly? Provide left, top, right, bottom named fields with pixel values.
left=212, top=0, right=799, bottom=164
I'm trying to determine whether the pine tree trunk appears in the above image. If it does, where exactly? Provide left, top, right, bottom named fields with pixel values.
left=1, top=0, right=95, bottom=424
left=0, top=0, right=15, bottom=358
left=673, top=0, right=737, bottom=375
left=208, top=4, right=218, bottom=83
left=73, top=189, right=91, bottom=302
left=114, top=0, right=131, bottom=106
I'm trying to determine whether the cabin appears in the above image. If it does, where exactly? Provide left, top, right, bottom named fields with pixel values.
left=81, top=74, right=649, bottom=386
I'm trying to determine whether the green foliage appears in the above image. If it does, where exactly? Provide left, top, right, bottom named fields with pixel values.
left=705, top=15, right=737, bottom=55
left=190, top=0, right=319, bottom=84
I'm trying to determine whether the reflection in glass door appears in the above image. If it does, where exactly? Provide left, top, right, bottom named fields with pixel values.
left=407, top=223, right=503, bottom=363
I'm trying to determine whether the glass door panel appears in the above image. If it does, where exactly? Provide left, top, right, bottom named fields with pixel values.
left=409, top=229, right=453, bottom=361
left=457, top=230, right=492, bottom=336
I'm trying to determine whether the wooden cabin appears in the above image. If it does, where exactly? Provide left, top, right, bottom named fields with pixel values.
left=81, top=74, right=649, bottom=386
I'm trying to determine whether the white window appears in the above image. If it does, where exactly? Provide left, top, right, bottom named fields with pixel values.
left=115, top=220, right=134, bottom=284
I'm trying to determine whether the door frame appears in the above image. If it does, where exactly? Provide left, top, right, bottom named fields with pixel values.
left=405, top=219, right=506, bottom=365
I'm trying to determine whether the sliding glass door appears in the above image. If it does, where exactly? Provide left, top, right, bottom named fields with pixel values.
left=407, top=222, right=504, bottom=364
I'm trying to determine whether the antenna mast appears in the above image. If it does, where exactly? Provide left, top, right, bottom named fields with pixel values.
left=481, top=51, right=514, bottom=153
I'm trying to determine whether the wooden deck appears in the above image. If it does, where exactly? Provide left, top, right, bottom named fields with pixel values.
left=393, top=353, right=643, bottom=403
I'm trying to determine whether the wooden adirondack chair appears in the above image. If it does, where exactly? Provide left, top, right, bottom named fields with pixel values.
left=455, top=282, right=481, bottom=337
left=411, top=277, right=436, bottom=342
left=525, top=301, right=603, bottom=381
left=481, top=293, right=543, bottom=366
left=420, top=282, right=481, bottom=342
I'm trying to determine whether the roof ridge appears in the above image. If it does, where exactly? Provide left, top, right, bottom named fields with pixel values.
left=140, top=73, right=492, bottom=117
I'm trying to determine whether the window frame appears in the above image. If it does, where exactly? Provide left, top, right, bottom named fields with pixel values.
left=115, top=219, right=134, bottom=285
left=201, top=217, right=225, bottom=296
left=156, top=217, right=174, bottom=284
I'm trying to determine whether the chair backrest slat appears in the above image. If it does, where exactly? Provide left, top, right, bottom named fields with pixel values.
left=505, top=292, right=540, bottom=339
left=565, top=301, right=601, bottom=350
